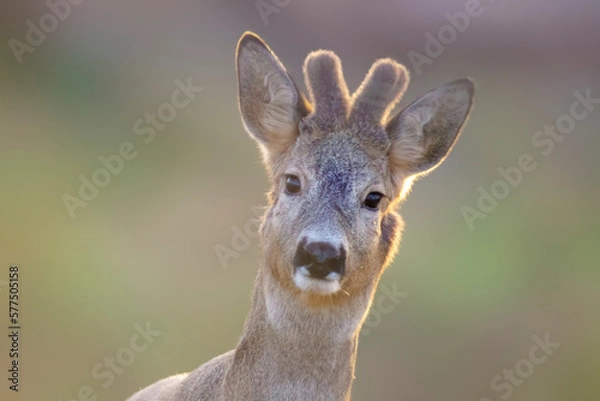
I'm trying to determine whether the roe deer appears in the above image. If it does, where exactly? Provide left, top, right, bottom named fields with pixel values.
left=127, top=31, right=474, bottom=401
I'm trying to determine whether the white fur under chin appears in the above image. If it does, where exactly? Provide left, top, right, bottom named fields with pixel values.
left=293, top=266, right=341, bottom=295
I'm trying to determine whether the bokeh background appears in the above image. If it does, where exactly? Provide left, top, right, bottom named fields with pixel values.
left=1, top=0, right=599, bottom=400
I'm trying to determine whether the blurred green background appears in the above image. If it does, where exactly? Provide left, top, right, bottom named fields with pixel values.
left=0, top=0, right=599, bottom=400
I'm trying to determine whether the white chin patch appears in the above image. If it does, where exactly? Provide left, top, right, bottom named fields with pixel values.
left=293, top=266, right=341, bottom=295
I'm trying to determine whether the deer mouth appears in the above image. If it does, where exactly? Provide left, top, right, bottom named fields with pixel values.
left=293, top=265, right=342, bottom=295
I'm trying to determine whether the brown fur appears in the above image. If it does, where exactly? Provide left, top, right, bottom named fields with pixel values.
left=127, top=31, right=475, bottom=401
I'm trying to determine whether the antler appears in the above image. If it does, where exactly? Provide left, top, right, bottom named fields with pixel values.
left=303, top=50, right=350, bottom=130
left=350, top=59, right=410, bottom=126
left=302, top=52, right=410, bottom=130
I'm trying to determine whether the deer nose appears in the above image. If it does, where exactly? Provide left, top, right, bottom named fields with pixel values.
left=293, top=238, right=346, bottom=279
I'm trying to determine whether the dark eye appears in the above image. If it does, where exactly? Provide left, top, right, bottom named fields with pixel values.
left=285, top=175, right=301, bottom=195
left=363, top=192, right=384, bottom=210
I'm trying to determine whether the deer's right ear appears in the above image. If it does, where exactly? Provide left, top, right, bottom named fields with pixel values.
left=236, top=32, right=309, bottom=165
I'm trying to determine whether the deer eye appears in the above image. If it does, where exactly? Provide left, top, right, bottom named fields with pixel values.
left=363, top=192, right=383, bottom=210
left=284, top=175, right=301, bottom=195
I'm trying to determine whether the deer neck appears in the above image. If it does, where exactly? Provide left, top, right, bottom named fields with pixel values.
left=228, top=266, right=375, bottom=400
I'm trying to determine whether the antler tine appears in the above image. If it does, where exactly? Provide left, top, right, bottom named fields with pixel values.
left=303, top=50, right=350, bottom=130
left=350, top=59, right=410, bottom=126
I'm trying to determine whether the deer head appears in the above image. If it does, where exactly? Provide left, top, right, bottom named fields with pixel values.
left=236, top=32, right=474, bottom=306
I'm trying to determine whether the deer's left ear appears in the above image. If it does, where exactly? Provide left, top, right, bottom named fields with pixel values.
left=385, top=78, right=474, bottom=188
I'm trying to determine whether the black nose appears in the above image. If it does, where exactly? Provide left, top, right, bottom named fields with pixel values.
left=293, top=238, right=346, bottom=279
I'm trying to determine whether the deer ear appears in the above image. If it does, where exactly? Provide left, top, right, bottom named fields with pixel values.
left=236, top=32, right=309, bottom=165
left=385, top=78, right=474, bottom=194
